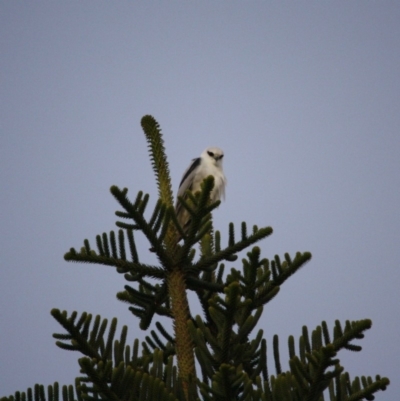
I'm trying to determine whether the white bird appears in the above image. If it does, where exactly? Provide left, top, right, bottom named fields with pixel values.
left=175, top=147, right=227, bottom=239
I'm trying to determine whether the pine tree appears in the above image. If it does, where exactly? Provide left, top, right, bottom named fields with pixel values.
left=1, top=115, right=389, bottom=401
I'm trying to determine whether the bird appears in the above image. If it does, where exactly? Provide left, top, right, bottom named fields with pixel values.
left=174, top=147, right=226, bottom=240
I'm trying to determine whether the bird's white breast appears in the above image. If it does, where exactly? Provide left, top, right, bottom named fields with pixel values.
left=193, top=160, right=226, bottom=202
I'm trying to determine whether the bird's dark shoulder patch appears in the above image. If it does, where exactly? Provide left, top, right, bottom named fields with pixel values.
left=179, top=157, right=201, bottom=187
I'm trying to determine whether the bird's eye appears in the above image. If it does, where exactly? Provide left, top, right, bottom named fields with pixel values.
left=207, top=151, right=214, bottom=157
left=219, top=154, right=224, bottom=159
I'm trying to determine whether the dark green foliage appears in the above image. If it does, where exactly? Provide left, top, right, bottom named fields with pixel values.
left=3, top=313, right=389, bottom=401
left=64, top=178, right=275, bottom=334
left=1, top=383, right=76, bottom=401
left=2, top=116, right=389, bottom=401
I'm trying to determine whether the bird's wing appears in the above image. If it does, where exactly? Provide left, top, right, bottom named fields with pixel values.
left=175, top=157, right=201, bottom=213
left=177, top=157, right=201, bottom=197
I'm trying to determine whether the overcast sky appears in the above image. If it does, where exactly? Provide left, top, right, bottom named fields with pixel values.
left=1, top=2, right=399, bottom=399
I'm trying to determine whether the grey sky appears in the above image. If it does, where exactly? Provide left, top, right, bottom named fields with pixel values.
left=1, top=2, right=399, bottom=399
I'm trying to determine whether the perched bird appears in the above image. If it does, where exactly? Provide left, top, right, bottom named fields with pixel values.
left=175, top=147, right=226, bottom=239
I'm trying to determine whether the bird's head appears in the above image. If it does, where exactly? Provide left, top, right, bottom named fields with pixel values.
left=202, top=147, right=224, bottom=167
